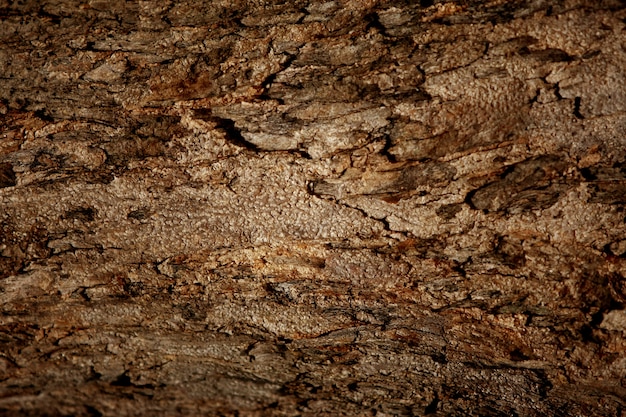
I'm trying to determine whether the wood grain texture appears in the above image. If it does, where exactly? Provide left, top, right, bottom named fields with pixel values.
left=1, top=0, right=626, bottom=416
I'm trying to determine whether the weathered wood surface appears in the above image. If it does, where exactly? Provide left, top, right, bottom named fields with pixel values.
left=1, top=1, right=626, bottom=415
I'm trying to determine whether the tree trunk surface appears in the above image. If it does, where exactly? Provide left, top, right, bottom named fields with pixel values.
left=1, top=0, right=626, bottom=415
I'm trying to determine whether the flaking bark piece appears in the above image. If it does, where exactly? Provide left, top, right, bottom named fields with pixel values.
left=467, top=155, right=570, bottom=213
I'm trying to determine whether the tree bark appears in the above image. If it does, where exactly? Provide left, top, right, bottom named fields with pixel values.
left=1, top=0, right=626, bottom=415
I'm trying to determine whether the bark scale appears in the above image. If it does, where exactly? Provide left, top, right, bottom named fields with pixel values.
left=1, top=1, right=626, bottom=416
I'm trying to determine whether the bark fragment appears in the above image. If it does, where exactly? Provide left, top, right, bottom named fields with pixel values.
left=1, top=1, right=626, bottom=416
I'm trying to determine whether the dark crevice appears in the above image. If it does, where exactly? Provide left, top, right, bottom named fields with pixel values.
left=579, top=324, right=601, bottom=344
left=379, top=134, right=397, bottom=163
left=582, top=50, right=601, bottom=60
left=452, top=263, right=467, bottom=278
left=36, top=7, right=62, bottom=25
left=292, top=149, right=312, bottom=159
left=533, top=369, right=553, bottom=399
left=425, top=394, right=439, bottom=414
left=589, top=310, right=605, bottom=327
left=295, top=7, right=309, bottom=24
left=520, top=48, right=572, bottom=63
left=431, top=352, right=448, bottom=364
left=34, top=108, right=54, bottom=122
left=573, top=96, right=585, bottom=119
left=464, top=188, right=480, bottom=210
left=364, top=12, right=389, bottom=37
left=579, top=167, right=596, bottom=181
left=85, top=405, right=103, bottom=417
left=63, top=207, right=97, bottom=222
left=194, top=110, right=310, bottom=159
left=111, top=373, right=132, bottom=387
left=111, top=372, right=157, bottom=390
left=217, top=117, right=258, bottom=151
left=554, top=84, right=563, bottom=100
left=258, top=52, right=296, bottom=101
left=77, top=287, right=91, bottom=302
left=193, top=111, right=260, bottom=152
left=0, top=163, right=17, bottom=188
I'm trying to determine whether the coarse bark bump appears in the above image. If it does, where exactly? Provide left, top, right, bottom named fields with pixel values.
left=1, top=1, right=626, bottom=416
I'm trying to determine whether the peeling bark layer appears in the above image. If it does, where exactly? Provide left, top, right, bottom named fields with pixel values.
left=1, top=1, right=626, bottom=416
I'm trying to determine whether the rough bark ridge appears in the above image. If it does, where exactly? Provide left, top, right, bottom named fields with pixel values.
left=1, top=0, right=626, bottom=416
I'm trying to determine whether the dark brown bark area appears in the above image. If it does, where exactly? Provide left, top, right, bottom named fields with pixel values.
left=1, top=0, right=626, bottom=416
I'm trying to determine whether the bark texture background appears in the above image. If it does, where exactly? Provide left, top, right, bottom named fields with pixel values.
left=1, top=0, right=626, bottom=415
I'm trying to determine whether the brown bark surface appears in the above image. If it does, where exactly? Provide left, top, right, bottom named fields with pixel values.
left=1, top=1, right=626, bottom=416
